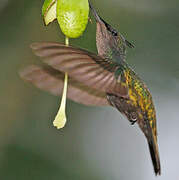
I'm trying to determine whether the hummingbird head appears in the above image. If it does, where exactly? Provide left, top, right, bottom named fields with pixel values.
left=89, top=1, right=129, bottom=60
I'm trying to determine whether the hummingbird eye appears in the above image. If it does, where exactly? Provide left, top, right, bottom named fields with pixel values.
left=111, top=29, right=118, bottom=36
left=101, top=18, right=118, bottom=36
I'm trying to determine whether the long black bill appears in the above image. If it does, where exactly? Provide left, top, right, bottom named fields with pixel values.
left=88, top=0, right=101, bottom=22
left=89, top=1, right=134, bottom=48
left=89, top=1, right=118, bottom=36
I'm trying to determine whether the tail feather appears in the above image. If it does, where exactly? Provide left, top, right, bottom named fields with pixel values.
left=144, top=117, right=161, bottom=175
left=148, top=139, right=161, bottom=175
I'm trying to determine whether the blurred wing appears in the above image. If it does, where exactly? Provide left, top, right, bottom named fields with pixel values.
left=30, top=42, right=128, bottom=97
left=19, top=65, right=109, bottom=106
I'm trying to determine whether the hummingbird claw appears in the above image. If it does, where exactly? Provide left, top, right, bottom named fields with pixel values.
left=130, top=120, right=137, bottom=125
left=129, top=112, right=138, bottom=125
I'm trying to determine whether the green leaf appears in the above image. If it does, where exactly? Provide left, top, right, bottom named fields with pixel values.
left=42, top=0, right=57, bottom=25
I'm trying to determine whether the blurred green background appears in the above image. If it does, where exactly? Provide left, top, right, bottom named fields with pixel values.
left=0, top=0, right=179, bottom=179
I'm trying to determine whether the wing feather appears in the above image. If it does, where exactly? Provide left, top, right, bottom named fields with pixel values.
left=30, top=42, right=128, bottom=97
left=19, top=65, right=109, bottom=106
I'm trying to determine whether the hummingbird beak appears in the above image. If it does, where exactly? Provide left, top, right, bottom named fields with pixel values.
left=88, top=0, right=102, bottom=22
left=88, top=1, right=120, bottom=58
left=89, top=1, right=118, bottom=36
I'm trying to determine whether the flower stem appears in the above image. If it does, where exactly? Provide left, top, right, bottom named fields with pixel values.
left=53, top=36, right=69, bottom=129
left=53, top=71, right=68, bottom=129
left=65, top=36, right=69, bottom=46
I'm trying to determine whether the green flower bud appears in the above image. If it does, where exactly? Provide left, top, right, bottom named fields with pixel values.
left=57, top=0, right=89, bottom=38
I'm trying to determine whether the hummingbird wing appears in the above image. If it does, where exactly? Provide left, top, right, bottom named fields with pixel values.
left=30, top=42, right=128, bottom=97
left=19, top=65, right=109, bottom=106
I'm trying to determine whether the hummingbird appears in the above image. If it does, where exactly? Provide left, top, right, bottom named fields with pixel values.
left=19, top=1, right=161, bottom=175
left=89, top=1, right=161, bottom=175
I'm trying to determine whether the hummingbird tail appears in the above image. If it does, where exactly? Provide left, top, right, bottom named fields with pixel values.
left=147, top=136, right=161, bottom=175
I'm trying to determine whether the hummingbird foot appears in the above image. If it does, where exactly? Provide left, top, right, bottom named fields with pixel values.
left=130, top=120, right=137, bottom=125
